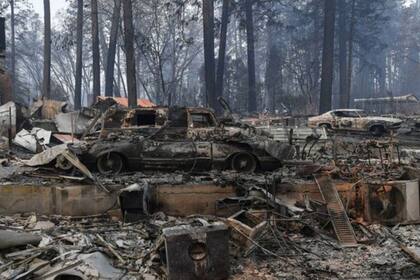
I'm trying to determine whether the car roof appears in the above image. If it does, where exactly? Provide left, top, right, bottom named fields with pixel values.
left=329, top=109, right=364, bottom=113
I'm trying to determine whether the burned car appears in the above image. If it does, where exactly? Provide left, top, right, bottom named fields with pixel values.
left=72, top=107, right=294, bottom=174
left=308, top=109, right=402, bottom=136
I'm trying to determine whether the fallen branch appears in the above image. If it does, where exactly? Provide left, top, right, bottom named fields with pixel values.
left=400, top=245, right=420, bottom=265
left=96, top=234, right=125, bottom=263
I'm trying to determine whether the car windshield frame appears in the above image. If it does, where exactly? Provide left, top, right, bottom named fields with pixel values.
left=332, top=110, right=365, bottom=118
left=357, top=111, right=368, bottom=117
left=189, top=112, right=217, bottom=128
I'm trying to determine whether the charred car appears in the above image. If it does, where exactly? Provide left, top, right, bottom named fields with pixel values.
left=308, top=109, right=402, bottom=136
left=72, top=107, right=294, bottom=174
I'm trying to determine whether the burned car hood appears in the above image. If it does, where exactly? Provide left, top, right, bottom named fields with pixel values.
left=222, top=127, right=295, bottom=161
left=363, top=116, right=402, bottom=124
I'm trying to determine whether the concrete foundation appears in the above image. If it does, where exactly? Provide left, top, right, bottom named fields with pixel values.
left=0, top=184, right=120, bottom=216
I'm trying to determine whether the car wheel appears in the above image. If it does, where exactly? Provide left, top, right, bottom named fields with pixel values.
left=319, top=123, right=332, bottom=130
left=56, top=154, right=73, bottom=171
left=370, top=125, right=385, bottom=137
left=97, top=153, right=124, bottom=175
left=231, top=153, right=257, bottom=173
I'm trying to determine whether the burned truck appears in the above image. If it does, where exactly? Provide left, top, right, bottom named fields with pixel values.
left=72, top=106, right=295, bottom=174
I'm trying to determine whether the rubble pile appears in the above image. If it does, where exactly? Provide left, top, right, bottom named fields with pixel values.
left=0, top=211, right=419, bottom=279
left=231, top=223, right=420, bottom=279
left=0, top=214, right=160, bottom=279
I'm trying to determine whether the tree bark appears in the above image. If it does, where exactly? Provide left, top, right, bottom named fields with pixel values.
left=203, top=0, right=216, bottom=109
left=319, top=0, right=336, bottom=114
left=215, top=0, right=230, bottom=114
left=74, top=0, right=84, bottom=110
left=42, top=0, right=51, bottom=99
left=245, top=0, right=257, bottom=113
left=105, top=0, right=121, bottom=97
left=265, top=21, right=282, bottom=114
left=338, top=0, right=348, bottom=108
left=98, top=18, right=108, bottom=67
left=312, top=1, right=322, bottom=95
left=168, top=18, right=176, bottom=106
left=346, top=0, right=356, bottom=108
left=91, top=0, right=100, bottom=103
left=10, top=0, right=15, bottom=98
left=378, top=51, right=387, bottom=97
left=122, top=0, right=137, bottom=108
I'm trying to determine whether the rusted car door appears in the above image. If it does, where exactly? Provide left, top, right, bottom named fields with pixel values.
left=137, top=109, right=219, bottom=170
left=138, top=127, right=198, bottom=170
left=186, top=110, right=219, bottom=169
left=336, top=111, right=358, bottom=130
left=327, top=112, right=339, bottom=129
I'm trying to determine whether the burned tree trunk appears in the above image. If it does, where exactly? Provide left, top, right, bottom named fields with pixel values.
left=74, top=0, right=84, bottom=110
left=245, top=0, right=257, bottom=113
left=10, top=0, right=15, bottom=97
left=122, top=0, right=137, bottom=108
left=91, top=0, right=101, bottom=103
left=105, top=0, right=121, bottom=97
left=338, top=0, right=348, bottom=109
left=42, top=0, right=51, bottom=99
left=319, top=0, right=336, bottom=114
left=378, top=51, right=387, bottom=97
left=265, top=21, right=282, bottom=114
left=203, top=0, right=216, bottom=109
left=312, top=1, right=322, bottom=96
left=215, top=0, right=230, bottom=113
left=346, top=0, right=356, bottom=108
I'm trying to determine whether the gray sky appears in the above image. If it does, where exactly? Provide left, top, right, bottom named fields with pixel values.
left=29, top=0, right=416, bottom=20
left=30, top=0, right=68, bottom=24
left=28, top=0, right=416, bottom=25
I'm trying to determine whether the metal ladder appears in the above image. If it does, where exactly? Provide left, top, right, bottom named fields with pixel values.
left=315, top=175, right=358, bottom=247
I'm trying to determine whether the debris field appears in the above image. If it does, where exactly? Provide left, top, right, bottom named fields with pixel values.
left=0, top=98, right=420, bottom=279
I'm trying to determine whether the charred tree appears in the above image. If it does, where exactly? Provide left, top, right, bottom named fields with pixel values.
left=265, top=21, right=282, bottom=114
left=122, top=0, right=137, bottom=108
left=312, top=1, right=322, bottom=95
left=10, top=0, right=15, bottom=97
left=42, top=0, right=51, bottom=99
left=378, top=51, right=387, bottom=97
left=319, top=0, right=336, bottom=114
left=203, top=0, right=216, bottom=109
left=346, top=0, right=356, bottom=108
left=74, top=0, right=84, bottom=110
left=338, top=0, right=348, bottom=108
left=105, top=0, right=121, bottom=97
left=245, top=0, right=257, bottom=113
left=215, top=0, right=230, bottom=113
left=91, top=0, right=100, bottom=103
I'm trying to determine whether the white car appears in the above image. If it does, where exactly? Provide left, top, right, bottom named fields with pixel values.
left=308, top=109, right=402, bottom=136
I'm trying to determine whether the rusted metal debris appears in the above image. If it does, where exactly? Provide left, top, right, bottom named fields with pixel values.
left=315, top=174, right=357, bottom=247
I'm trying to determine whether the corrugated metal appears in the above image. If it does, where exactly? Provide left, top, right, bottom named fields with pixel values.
left=259, top=126, right=328, bottom=142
